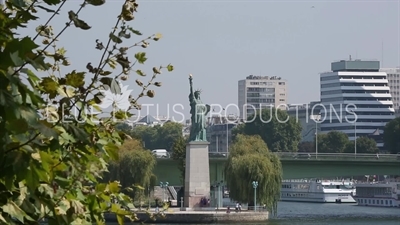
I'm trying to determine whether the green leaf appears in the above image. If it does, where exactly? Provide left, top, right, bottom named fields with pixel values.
left=11, top=0, right=28, bottom=8
left=104, top=142, right=119, bottom=160
left=153, top=33, right=162, bottom=41
left=26, top=54, right=49, bottom=70
left=117, top=214, right=125, bottom=225
left=127, top=27, right=142, bottom=35
left=95, top=183, right=107, bottom=193
left=26, top=162, right=49, bottom=189
left=110, top=78, right=121, bottom=94
left=108, top=182, right=120, bottom=194
left=134, top=52, right=147, bottom=64
left=10, top=51, right=24, bottom=66
left=68, top=11, right=91, bottom=30
left=5, top=118, right=28, bottom=134
left=71, top=200, right=85, bottom=214
left=86, top=0, right=105, bottom=6
left=135, top=70, right=145, bottom=76
left=38, top=184, right=54, bottom=199
left=20, top=105, right=39, bottom=124
left=40, top=77, right=59, bottom=95
left=0, top=37, right=38, bottom=69
left=99, top=70, right=112, bottom=76
left=67, top=124, right=89, bottom=142
left=2, top=201, right=32, bottom=223
left=99, top=77, right=113, bottom=86
left=0, top=214, right=6, bottom=223
left=167, top=64, right=174, bottom=72
left=109, top=33, right=123, bottom=44
left=43, top=0, right=62, bottom=5
left=66, top=70, right=85, bottom=88
left=113, top=110, right=132, bottom=120
left=36, top=5, right=57, bottom=13
left=32, top=120, right=58, bottom=138
left=107, top=58, right=117, bottom=69
left=57, top=85, right=75, bottom=97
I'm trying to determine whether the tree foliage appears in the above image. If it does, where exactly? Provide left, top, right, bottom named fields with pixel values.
left=316, top=131, right=378, bottom=154
left=105, top=139, right=156, bottom=201
left=298, top=141, right=314, bottom=152
left=225, top=134, right=282, bottom=216
left=115, top=123, right=132, bottom=133
left=131, top=121, right=183, bottom=151
left=171, top=136, right=187, bottom=185
left=231, top=123, right=244, bottom=141
left=236, top=108, right=302, bottom=152
left=316, top=131, right=348, bottom=153
left=383, top=117, right=400, bottom=153
left=344, top=136, right=379, bottom=154
left=0, top=0, right=173, bottom=224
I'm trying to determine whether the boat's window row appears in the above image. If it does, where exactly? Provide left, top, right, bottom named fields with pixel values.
left=281, top=184, right=310, bottom=189
left=356, top=187, right=393, bottom=197
left=357, top=198, right=395, bottom=206
left=281, top=193, right=310, bottom=198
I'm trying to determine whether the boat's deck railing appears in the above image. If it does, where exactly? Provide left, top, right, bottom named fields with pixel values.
left=354, top=179, right=400, bottom=185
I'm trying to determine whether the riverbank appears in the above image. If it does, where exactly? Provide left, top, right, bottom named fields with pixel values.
left=104, top=208, right=269, bottom=224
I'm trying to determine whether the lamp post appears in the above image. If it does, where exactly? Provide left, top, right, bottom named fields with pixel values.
left=214, top=182, right=219, bottom=209
left=313, top=114, right=321, bottom=159
left=180, top=197, right=184, bottom=210
left=226, top=122, right=229, bottom=154
left=160, top=181, right=169, bottom=203
left=252, top=181, right=258, bottom=212
left=216, top=135, right=219, bottom=153
left=214, top=181, right=222, bottom=209
left=148, top=186, right=150, bottom=208
left=221, top=109, right=229, bottom=154
left=350, top=109, right=357, bottom=159
left=354, top=122, right=357, bottom=159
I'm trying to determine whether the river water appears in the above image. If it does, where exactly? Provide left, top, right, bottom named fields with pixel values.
left=113, top=202, right=400, bottom=225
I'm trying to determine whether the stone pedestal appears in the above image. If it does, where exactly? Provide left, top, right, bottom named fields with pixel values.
left=184, top=141, right=210, bottom=208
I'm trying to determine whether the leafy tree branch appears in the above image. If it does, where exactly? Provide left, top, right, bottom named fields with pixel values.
left=0, top=0, right=174, bottom=224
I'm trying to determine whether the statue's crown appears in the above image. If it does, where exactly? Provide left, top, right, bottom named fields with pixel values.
left=194, top=89, right=202, bottom=94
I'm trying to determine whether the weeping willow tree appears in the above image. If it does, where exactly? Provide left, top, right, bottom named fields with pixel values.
left=105, top=138, right=156, bottom=201
left=225, top=134, right=282, bottom=216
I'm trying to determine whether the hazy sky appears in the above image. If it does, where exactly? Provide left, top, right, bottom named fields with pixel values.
left=23, top=0, right=400, bottom=120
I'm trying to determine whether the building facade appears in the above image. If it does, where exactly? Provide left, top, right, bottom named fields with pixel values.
left=380, top=68, right=400, bottom=112
left=238, top=75, right=287, bottom=119
left=320, top=60, right=395, bottom=149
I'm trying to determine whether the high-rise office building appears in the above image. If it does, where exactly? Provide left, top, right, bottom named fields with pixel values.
left=238, top=75, right=287, bottom=119
left=320, top=60, right=395, bottom=148
left=380, top=68, right=400, bottom=112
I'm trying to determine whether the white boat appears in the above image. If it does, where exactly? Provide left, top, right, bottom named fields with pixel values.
left=354, top=179, right=400, bottom=208
left=280, top=178, right=356, bottom=203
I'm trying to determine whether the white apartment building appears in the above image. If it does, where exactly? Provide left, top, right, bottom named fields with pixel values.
left=320, top=60, right=395, bottom=148
left=380, top=68, right=400, bottom=112
left=238, top=75, right=287, bottom=119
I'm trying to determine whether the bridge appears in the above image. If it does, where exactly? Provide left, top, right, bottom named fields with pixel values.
left=153, top=153, right=400, bottom=186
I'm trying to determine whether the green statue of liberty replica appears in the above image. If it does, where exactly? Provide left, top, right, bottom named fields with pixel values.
left=188, top=74, right=211, bottom=142
left=184, top=74, right=211, bottom=208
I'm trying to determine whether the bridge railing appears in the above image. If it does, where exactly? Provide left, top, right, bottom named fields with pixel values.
left=276, top=152, right=399, bottom=161
left=208, top=152, right=400, bottom=161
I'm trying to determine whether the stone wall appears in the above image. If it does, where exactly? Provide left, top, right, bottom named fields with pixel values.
left=105, top=211, right=269, bottom=224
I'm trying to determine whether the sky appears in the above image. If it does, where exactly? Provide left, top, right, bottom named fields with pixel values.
left=20, top=0, right=400, bottom=121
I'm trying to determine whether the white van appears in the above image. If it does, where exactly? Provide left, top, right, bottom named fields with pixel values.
left=152, top=149, right=169, bottom=158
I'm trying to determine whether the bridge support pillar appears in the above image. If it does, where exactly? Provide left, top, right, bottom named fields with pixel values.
left=184, top=141, right=210, bottom=208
